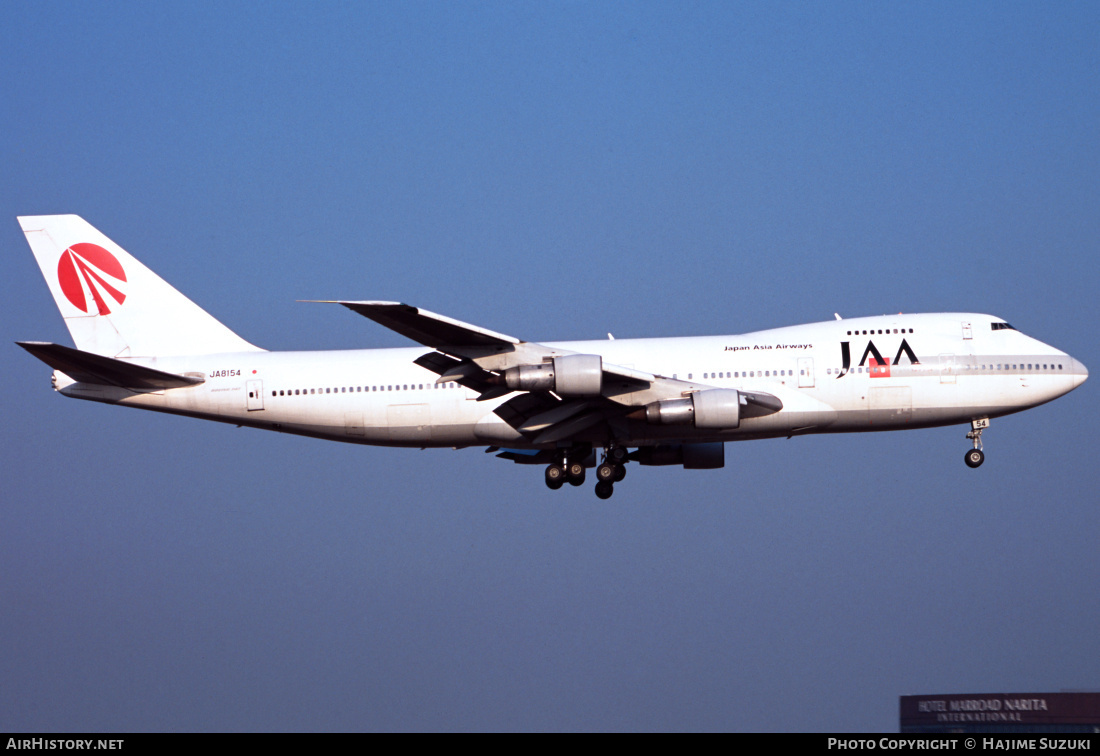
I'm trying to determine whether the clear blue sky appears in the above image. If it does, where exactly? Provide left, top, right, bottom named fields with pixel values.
left=2, top=1, right=1097, bottom=732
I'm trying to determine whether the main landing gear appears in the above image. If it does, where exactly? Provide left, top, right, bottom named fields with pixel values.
left=593, top=445, right=627, bottom=499
left=964, top=418, right=989, bottom=468
left=544, top=456, right=586, bottom=489
left=545, top=445, right=629, bottom=498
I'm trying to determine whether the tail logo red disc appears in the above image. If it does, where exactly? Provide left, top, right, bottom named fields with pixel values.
left=57, top=243, right=127, bottom=315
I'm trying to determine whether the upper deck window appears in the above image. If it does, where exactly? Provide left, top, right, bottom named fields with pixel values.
left=991, top=322, right=1016, bottom=331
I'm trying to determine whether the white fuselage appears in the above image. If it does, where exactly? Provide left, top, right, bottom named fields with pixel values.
left=52, top=312, right=1087, bottom=451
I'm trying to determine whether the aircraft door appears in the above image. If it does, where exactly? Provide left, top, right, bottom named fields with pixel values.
left=798, top=358, right=814, bottom=388
left=939, top=354, right=956, bottom=384
left=246, top=380, right=265, bottom=411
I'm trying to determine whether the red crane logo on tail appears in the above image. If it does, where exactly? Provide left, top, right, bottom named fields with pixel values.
left=57, top=243, right=127, bottom=315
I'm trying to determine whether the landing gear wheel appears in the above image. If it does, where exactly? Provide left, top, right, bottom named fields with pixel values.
left=596, top=463, right=617, bottom=482
left=568, top=466, right=586, bottom=486
left=965, top=419, right=988, bottom=469
left=595, top=481, right=614, bottom=499
left=546, top=464, right=566, bottom=489
left=609, top=446, right=628, bottom=464
left=613, top=464, right=626, bottom=482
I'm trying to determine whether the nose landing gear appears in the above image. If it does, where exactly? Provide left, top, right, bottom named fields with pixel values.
left=964, top=418, right=989, bottom=468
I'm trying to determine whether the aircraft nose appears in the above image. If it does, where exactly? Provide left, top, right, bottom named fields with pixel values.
left=1070, top=357, right=1088, bottom=389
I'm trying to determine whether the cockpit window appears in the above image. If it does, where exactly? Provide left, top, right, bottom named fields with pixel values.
left=991, top=322, right=1016, bottom=331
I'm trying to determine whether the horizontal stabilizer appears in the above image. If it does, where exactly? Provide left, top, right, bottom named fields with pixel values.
left=16, top=342, right=204, bottom=390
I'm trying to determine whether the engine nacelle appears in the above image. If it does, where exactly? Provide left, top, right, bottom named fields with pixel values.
left=645, top=389, right=741, bottom=429
left=503, top=354, right=603, bottom=397
left=634, top=442, right=725, bottom=469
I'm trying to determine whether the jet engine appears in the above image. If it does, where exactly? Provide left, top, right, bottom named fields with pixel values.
left=503, top=354, right=603, bottom=397
left=645, top=388, right=742, bottom=429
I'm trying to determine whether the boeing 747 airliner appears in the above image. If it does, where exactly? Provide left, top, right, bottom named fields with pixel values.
left=17, top=215, right=1088, bottom=498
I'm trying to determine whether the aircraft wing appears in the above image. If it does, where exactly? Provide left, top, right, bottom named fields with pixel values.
left=326, top=300, right=782, bottom=443
left=328, top=301, right=520, bottom=349
left=326, top=299, right=659, bottom=392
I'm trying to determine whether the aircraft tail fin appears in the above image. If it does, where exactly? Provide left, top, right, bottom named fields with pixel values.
left=18, top=215, right=262, bottom=357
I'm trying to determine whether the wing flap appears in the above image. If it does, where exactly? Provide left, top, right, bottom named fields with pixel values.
left=517, top=400, right=593, bottom=433
left=493, top=392, right=561, bottom=430
left=17, top=341, right=204, bottom=390
left=530, top=409, right=610, bottom=445
left=412, top=351, right=503, bottom=396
